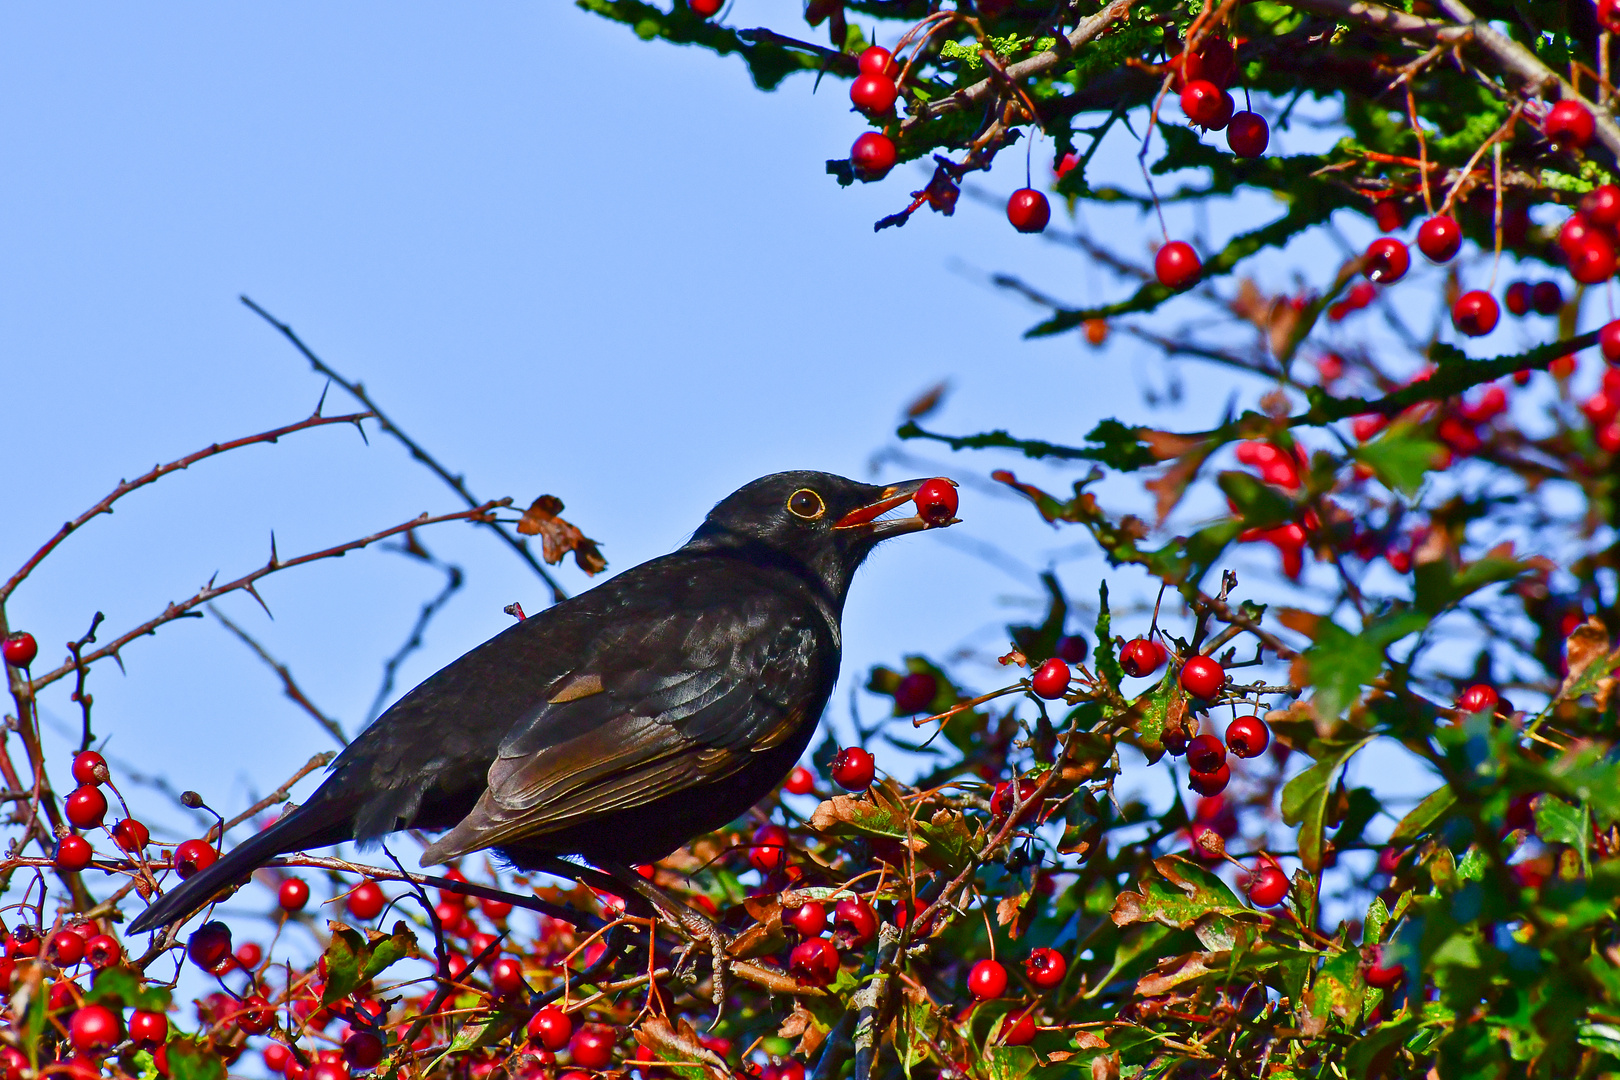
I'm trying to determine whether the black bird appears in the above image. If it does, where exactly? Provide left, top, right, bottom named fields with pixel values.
left=128, top=471, right=955, bottom=933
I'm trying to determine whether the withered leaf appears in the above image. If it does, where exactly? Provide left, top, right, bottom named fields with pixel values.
left=1560, top=616, right=1618, bottom=711
left=904, top=381, right=950, bottom=419
left=634, top=1015, right=729, bottom=1078
left=517, top=495, right=607, bottom=575
left=1135, top=951, right=1219, bottom=996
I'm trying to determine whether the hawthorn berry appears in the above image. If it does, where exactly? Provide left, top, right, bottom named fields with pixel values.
left=1584, top=184, right=1620, bottom=227
left=1456, top=683, right=1499, bottom=715
left=914, top=477, right=959, bottom=525
left=174, top=838, right=216, bottom=878
left=1055, top=635, right=1088, bottom=663
left=1187, top=763, right=1231, bottom=796
left=309, top=1062, right=350, bottom=1080
left=129, top=1009, right=167, bottom=1048
left=1002, top=1008, right=1038, bottom=1046
left=1179, top=656, right=1225, bottom=699
left=1024, top=947, right=1067, bottom=988
left=1570, top=235, right=1617, bottom=284
left=280, top=877, right=311, bottom=910
left=69, top=1003, right=120, bottom=1054
left=47, top=929, right=85, bottom=966
left=1031, top=658, right=1070, bottom=700
left=1154, top=241, right=1201, bottom=289
left=112, top=818, right=148, bottom=852
left=1225, top=714, right=1271, bottom=758
left=830, top=747, right=875, bottom=791
left=1364, top=946, right=1403, bottom=989
left=570, top=1026, right=616, bottom=1070
left=1006, top=188, right=1051, bottom=234
left=84, top=935, right=119, bottom=968
left=347, top=881, right=386, bottom=920
left=54, top=835, right=92, bottom=872
left=262, top=1044, right=290, bottom=1074
left=858, top=45, right=898, bottom=78
left=893, top=671, right=938, bottom=714
left=1504, top=281, right=1531, bottom=317
left=344, top=1032, right=385, bottom=1069
left=1, top=633, right=37, bottom=669
left=1452, top=290, right=1499, bottom=337
left=850, top=132, right=897, bottom=182
left=1185, top=733, right=1226, bottom=774
left=1120, top=637, right=1166, bottom=677
left=967, top=958, right=1008, bottom=999
left=849, top=74, right=898, bottom=115
left=749, top=824, right=788, bottom=875
left=1530, top=280, right=1564, bottom=316
left=1416, top=215, right=1461, bottom=262
left=1183, top=35, right=1236, bottom=88
left=1226, top=111, right=1268, bottom=157
left=1363, top=238, right=1409, bottom=284
left=833, top=898, right=878, bottom=948
left=1179, top=79, right=1231, bottom=129
left=991, top=777, right=1044, bottom=824
left=788, top=937, right=840, bottom=985
left=187, top=920, right=232, bottom=970
left=784, top=766, right=815, bottom=795
left=71, top=751, right=107, bottom=787
left=788, top=901, right=826, bottom=937
left=1248, top=865, right=1290, bottom=907
left=528, top=1006, right=573, bottom=1051
left=237, top=994, right=275, bottom=1034
left=1372, top=200, right=1404, bottom=232
left=480, top=894, right=514, bottom=920
left=491, top=956, right=526, bottom=996
left=1545, top=99, right=1595, bottom=149
left=1602, top=322, right=1620, bottom=364
left=1602, top=0, right=1620, bottom=33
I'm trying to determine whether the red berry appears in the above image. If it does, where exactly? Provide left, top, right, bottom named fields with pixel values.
left=833, top=898, right=877, bottom=949
left=788, top=937, right=840, bottom=985
left=1030, top=658, right=1070, bottom=700
left=849, top=75, right=898, bottom=115
left=1, top=633, right=37, bottom=669
left=1452, top=290, right=1499, bottom=337
left=1416, top=215, right=1461, bottom=262
left=1456, top=683, right=1499, bottom=715
left=480, top=895, right=513, bottom=920
left=71, top=751, right=107, bottom=787
left=914, top=478, right=959, bottom=525
left=1002, top=1008, right=1038, bottom=1045
left=1055, top=635, right=1088, bottom=663
left=1226, top=111, right=1268, bottom=157
left=570, top=1026, right=616, bottom=1070
left=434, top=900, right=465, bottom=935
left=48, top=929, right=86, bottom=966
left=69, top=1003, right=120, bottom=1054
left=54, top=835, right=93, bottom=872
left=1571, top=236, right=1617, bottom=284
left=991, top=778, right=1044, bottom=824
left=1183, top=35, right=1237, bottom=88
left=893, top=672, right=938, bottom=715
left=1583, top=183, right=1620, bottom=227
left=84, top=935, right=119, bottom=968
left=748, top=824, right=788, bottom=875
left=1363, top=238, right=1409, bottom=284
left=129, top=1009, right=167, bottom=1048
left=1504, top=281, right=1532, bottom=316
left=1006, top=188, right=1051, bottom=234
left=1187, top=763, right=1231, bottom=796
left=491, top=956, right=526, bottom=996
left=1120, top=638, right=1165, bottom=678
left=1546, top=99, right=1595, bottom=149
left=788, top=902, right=826, bottom=937
left=309, top=1062, right=350, bottom=1080
left=1024, top=947, right=1067, bottom=988
left=830, top=747, right=875, bottom=791
left=1602, top=321, right=1620, bottom=364
left=1179, top=79, right=1231, bottom=129
left=858, top=45, right=898, bottom=78
left=1373, top=200, right=1404, bottom=232
left=235, top=941, right=263, bottom=969
left=174, top=838, right=216, bottom=879
left=1364, top=946, right=1403, bottom=989
left=528, top=1006, right=573, bottom=1051
left=1248, top=865, right=1290, bottom=907
left=236, top=994, right=274, bottom=1034
left=1226, top=715, right=1271, bottom=758
left=967, top=958, right=1008, bottom=999
left=850, top=132, right=897, bottom=182
left=347, top=881, right=386, bottom=920
left=1185, top=733, right=1226, bottom=774
left=64, top=786, right=107, bottom=830
left=187, top=921, right=232, bottom=970
left=1155, top=241, right=1201, bottom=289
left=1531, top=280, right=1564, bottom=315
left=262, top=1045, right=290, bottom=1074
left=112, top=818, right=149, bottom=852
left=1179, top=656, right=1225, bottom=699
left=280, top=877, right=311, bottom=911
left=343, top=1032, right=384, bottom=1069
left=784, top=766, right=816, bottom=795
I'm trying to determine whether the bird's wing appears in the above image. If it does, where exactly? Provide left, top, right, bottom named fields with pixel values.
left=419, top=593, right=830, bottom=863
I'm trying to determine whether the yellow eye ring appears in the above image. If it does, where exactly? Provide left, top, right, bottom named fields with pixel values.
left=787, top=489, right=825, bottom=520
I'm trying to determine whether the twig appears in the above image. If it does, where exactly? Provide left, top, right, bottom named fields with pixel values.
left=209, top=606, right=347, bottom=748
left=209, top=752, right=337, bottom=843
left=67, top=613, right=105, bottom=753
left=366, top=538, right=464, bottom=725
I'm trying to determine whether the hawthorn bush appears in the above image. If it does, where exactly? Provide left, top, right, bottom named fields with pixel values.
left=7, top=1, right=1620, bottom=1078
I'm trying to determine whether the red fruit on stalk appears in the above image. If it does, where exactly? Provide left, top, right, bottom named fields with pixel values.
left=893, top=672, right=937, bottom=714
left=1456, top=684, right=1499, bottom=715
left=112, top=818, right=149, bottom=852
left=849, top=75, right=898, bottom=115
left=784, top=766, right=816, bottom=795
left=1602, top=321, right=1620, bottom=363
left=1002, top=1009, right=1038, bottom=1046
left=1226, top=714, right=1271, bottom=758
left=343, top=1032, right=385, bottom=1069
left=1187, top=764, right=1231, bottom=796
left=1248, top=866, right=1290, bottom=907
left=1364, top=946, right=1404, bottom=989
left=569, top=1026, right=616, bottom=1070
left=1584, top=184, right=1620, bottom=226
left=833, top=898, right=878, bottom=948
left=1504, top=281, right=1531, bottom=317
left=967, top=958, right=1008, bottom=999
left=1155, top=241, right=1201, bottom=289
left=991, top=777, right=1044, bottom=824
left=236, top=994, right=274, bottom=1034
left=1545, top=99, right=1595, bottom=149
left=914, top=477, right=958, bottom=524
left=689, top=0, right=722, bottom=16
left=1364, top=238, right=1409, bottom=283
left=69, top=1003, right=120, bottom=1054
left=788, top=937, right=840, bottom=985
left=1452, top=290, right=1499, bottom=336
left=1352, top=414, right=1387, bottom=442
left=65, top=786, right=107, bottom=830
left=1006, top=188, right=1051, bottom=234
left=308, top=1063, right=349, bottom=1080
left=830, top=747, right=875, bottom=791
left=1031, top=658, right=1070, bottom=700
left=174, top=838, right=216, bottom=879
left=1569, top=235, right=1617, bottom=284
left=1373, top=200, right=1404, bottom=232
left=262, top=1044, right=290, bottom=1073
left=857, top=45, right=898, bottom=78
left=129, top=1009, right=167, bottom=1049
left=84, top=935, right=119, bottom=968
left=850, top=132, right=897, bottom=182
left=749, top=824, right=788, bottom=875
left=235, top=942, right=262, bottom=969
left=1226, top=111, right=1268, bottom=157
left=1179, top=656, right=1225, bottom=699
left=71, top=751, right=107, bottom=786
left=1183, top=35, right=1236, bottom=88
left=1416, top=215, right=1460, bottom=262
left=1531, top=280, right=1564, bottom=316
left=1024, top=947, right=1067, bottom=988
left=1120, top=637, right=1166, bottom=677
left=1185, top=733, right=1226, bottom=774
left=280, top=877, right=311, bottom=911
left=1601, top=0, right=1620, bottom=33
left=788, top=902, right=826, bottom=937
left=1180, top=79, right=1232, bottom=129
left=48, top=929, right=85, bottom=966
left=187, top=921, right=232, bottom=970
left=347, top=881, right=386, bottom=920
left=54, top=835, right=92, bottom=872
left=528, top=1006, right=572, bottom=1051
left=491, top=957, right=526, bottom=996
left=1056, top=635, right=1088, bottom=663
left=1, top=633, right=37, bottom=669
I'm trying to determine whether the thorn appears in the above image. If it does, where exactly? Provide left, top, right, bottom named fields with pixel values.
left=269, top=532, right=280, bottom=568
left=315, top=381, right=331, bottom=417
left=354, top=419, right=370, bottom=447
left=245, top=584, right=274, bottom=620
left=206, top=572, right=219, bottom=589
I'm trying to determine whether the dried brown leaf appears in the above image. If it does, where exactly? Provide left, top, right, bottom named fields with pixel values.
left=904, top=381, right=950, bottom=419
left=1561, top=616, right=1618, bottom=711
left=517, top=495, right=607, bottom=575
left=634, top=1016, right=729, bottom=1078
left=1277, top=608, right=1323, bottom=639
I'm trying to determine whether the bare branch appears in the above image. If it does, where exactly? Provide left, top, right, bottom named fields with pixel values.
left=209, top=605, right=347, bottom=748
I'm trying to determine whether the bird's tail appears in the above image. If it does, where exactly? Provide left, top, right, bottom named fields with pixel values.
left=126, top=802, right=347, bottom=935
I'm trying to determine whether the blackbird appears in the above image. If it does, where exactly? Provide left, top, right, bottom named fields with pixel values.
left=128, top=470, right=955, bottom=933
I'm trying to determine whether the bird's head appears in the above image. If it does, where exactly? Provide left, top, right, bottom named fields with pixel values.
left=686, top=471, right=958, bottom=603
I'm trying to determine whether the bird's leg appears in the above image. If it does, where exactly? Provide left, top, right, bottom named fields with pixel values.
left=598, top=860, right=733, bottom=1010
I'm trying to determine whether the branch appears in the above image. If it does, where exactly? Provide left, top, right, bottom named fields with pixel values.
left=0, top=410, right=371, bottom=607
left=209, top=605, right=347, bottom=748
left=239, top=296, right=567, bottom=603
left=210, top=752, right=337, bottom=843
left=25, top=501, right=510, bottom=692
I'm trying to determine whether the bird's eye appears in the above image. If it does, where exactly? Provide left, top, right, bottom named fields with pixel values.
left=787, top=488, right=825, bottom=520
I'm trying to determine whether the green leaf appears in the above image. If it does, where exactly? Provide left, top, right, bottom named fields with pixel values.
left=983, top=1046, right=1038, bottom=1080
left=1414, top=549, right=1528, bottom=615
left=1303, top=611, right=1426, bottom=721
left=1345, top=1016, right=1423, bottom=1076
left=1390, top=784, right=1457, bottom=845
left=1352, top=422, right=1443, bottom=496
left=164, top=1041, right=226, bottom=1080
left=1536, top=796, right=1591, bottom=877
left=1110, top=855, right=1251, bottom=930
left=1304, top=946, right=1366, bottom=1029
left=1280, top=737, right=1373, bottom=872
left=1094, top=581, right=1122, bottom=688
left=1364, top=895, right=1391, bottom=946
left=321, top=925, right=368, bottom=1005
left=896, top=418, right=1155, bottom=472
left=1216, top=470, right=1296, bottom=530
left=808, top=781, right=978, bottom=873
